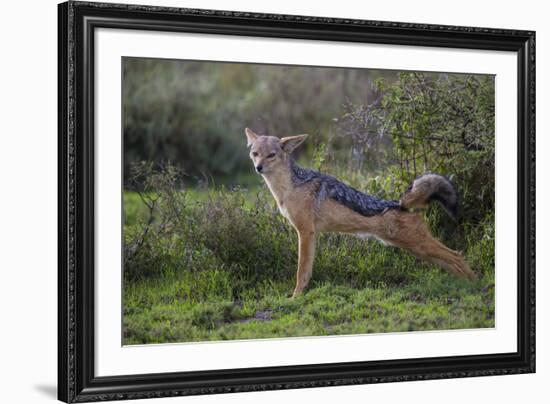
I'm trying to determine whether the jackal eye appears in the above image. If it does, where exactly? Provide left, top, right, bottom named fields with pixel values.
left=267, top=152, right=276, bottom=158
left=252, top=152, right=258, bottom=157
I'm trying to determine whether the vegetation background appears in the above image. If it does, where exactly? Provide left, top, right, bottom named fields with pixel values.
left=122, top=57, right=495, bottom=345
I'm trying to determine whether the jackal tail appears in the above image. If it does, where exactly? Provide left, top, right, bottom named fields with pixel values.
left=400, top=174, right=458, bottom=219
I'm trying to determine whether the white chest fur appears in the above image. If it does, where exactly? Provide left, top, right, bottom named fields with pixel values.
left=277, top=201, right=291, bottom=220
left=263, top=176, right=293, bottom=222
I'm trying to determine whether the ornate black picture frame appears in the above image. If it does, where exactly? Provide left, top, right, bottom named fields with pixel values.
left=58, top=1, right=535, bottom=402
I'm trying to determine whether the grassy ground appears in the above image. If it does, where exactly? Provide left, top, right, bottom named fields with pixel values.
left=124, top=275, right=494, bottom=344
left=122, top=187, right=495, bottom=345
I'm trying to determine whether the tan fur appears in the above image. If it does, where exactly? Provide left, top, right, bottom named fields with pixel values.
left=401, top=174, right=456, bottom=212
left=245, top=128, right=476, bottom=297
left=401, top=186, right=430, bottom=210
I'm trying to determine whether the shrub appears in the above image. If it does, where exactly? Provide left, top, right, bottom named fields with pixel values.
left=335, top=72, right=495, bottom=224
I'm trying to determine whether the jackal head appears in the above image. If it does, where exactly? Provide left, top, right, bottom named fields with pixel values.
left=244, top=128, right=308, bottom=176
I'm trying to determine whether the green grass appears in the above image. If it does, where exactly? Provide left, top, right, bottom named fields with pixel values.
left=122, top=185, right=495, bottom=345
left=124, top=273, right=494, bottom=344
left=123, top=186, right=262, bottom=227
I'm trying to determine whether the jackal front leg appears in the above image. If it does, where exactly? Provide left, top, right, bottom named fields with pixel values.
left=292, top=229, right=316, bottom=298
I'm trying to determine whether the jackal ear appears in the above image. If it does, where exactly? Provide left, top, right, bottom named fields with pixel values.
left=245, top=128, right=258, bottom=148
left=280, top=134, right=308, bottom=153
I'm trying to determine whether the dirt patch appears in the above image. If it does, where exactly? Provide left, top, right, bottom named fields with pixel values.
left=239, top=310, right=273, bottom=324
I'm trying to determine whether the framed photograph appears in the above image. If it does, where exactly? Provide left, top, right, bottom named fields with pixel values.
left=58, top=1, right=535, bottom=402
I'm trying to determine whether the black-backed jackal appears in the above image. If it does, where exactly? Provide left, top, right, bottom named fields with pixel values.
left=245, top=128, right=476, bottom=297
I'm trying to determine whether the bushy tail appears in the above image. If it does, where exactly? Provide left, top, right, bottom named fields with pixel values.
left=400, top=174, right=458, bottom=219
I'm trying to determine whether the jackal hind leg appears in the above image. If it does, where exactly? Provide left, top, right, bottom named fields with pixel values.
left=410, top=236, right=477, bottom=280
left=382, top=212, right=476, bottom=280
left=292, top=229, right=316, bottom=297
